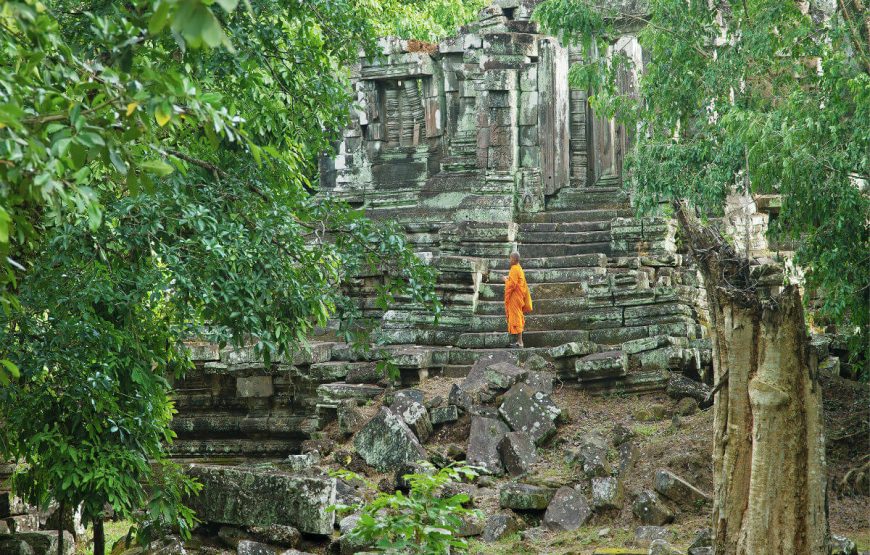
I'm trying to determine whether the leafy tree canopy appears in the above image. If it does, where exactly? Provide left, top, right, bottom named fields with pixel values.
left=0, top=0, right=472, bottom=542
left=535, top=0, right=870, bottom=357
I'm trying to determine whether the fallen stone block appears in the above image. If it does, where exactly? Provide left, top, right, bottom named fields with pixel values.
left=499, top=483, right=556, bottom=510
left=666, top=373, right=711, bottom=407
left=448, top=383, right=473, bottom=412
left=543, top=486, right=592, bottom=531
left=0, top=492, right=30, bottom=518
left=430, top=405, right=459, bottom=425
left=567, top=434, right=611, bottom=477
left=635, top=525, right=671, bottom=546
left=653, top=469, right=710, bottom=507
left=0, top=537, right=33, bottom=555
left=238, top=539, right=281, bottom=555
left=591, top=476, right=623, bottom=511
left=354, top=407, right=428, bottom=472
left=829, top=535, right=858, bottom=555
left=391, top=398, right=433, bottom=441
left=674, top=397, right=698, bottom=416
left=284, top=452, right=320, bottom=473
left=337, top=402, right=366, bottom=436
left=524, top=371, right=555, bottom=394
left=0, top=531, right=74, bottom=555
left=317, top=383, right=383, bottom=405
left=186, top=465, right=336, bottom=535
left=632, top=490, right=674, bottom=526
left=457, top=513, right=485, bottom=537
left=575, top=351, right=626, bottom=380
left=247, top=524, right=300, bottom=548
left=484, top=361, right=528, bottom=390
left=497, top=432, right=537, bottom=476
left=467, top=416, right=510, bottom=475
left=688, top=528, right=712, bottom=551
left=498, top=384, right=557, bottom=445
left=2, top=514, right=38, bottom=534
left=648, top=539, right=682, bottom=555
left=481, top=512, right=522, bottom=542
left=549, top=341, right=597, bottom=359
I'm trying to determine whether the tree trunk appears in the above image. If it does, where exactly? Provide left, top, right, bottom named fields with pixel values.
left=674, top=202, right=828, bottom=554
left=93, top=517, right=105, bottom=555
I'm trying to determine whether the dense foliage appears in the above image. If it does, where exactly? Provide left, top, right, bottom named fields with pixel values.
left=535, top=0, right=870, bottom=358
left=374, top=0, right=488, bottom=42
left=335, top=463, right=482, bottom=554
left=0, top=0, right=481, bottom=545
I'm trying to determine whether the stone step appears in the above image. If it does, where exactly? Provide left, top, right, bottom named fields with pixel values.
left=485, top=266, right=607, bottom=284
left=517, top=230, right=612, bottom=244
left=476, top=297, right=588, bottom=315
left=546, top=187, right=630, bottom=211
left=517, top=220, right=611, bottom=233
left=514, top=241, right=613, bottom=257
left=456, top=330, right=591, bottom=349
left=517, top=208, right=633, bottom=223
left=579, top=370, right=670, bottom=396
left=169, top=438, right=303, bottom=458
left=170, top=415, right=318, bottom=438
left=488, top=253, right=607, bottom=270
left=480, top=281, right=585, bottom=300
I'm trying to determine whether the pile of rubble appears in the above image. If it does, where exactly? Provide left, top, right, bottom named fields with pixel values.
left=0, top=491, right=76, bottom=555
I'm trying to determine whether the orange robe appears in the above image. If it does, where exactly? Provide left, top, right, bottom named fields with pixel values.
left=504, top=264, right=529, bottom=334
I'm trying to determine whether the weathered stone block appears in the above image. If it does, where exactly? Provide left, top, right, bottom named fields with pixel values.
left=499, top=384, right=557, bottom=445
left=186, top=465, right=336, bottom=535
left=392, top=399, right=433, bottom=441
left=467, top=416, right=510, bottom=475
left=497, top=432, right=537, bottom=476
left=237, top=376, right=273, bottom=398
left=0, top=492, right=30, bottom=518
left=0, top=531, right=74, bottom=555
left=635, top=525, right=671, bottom=546
left=591, top=476, right=623, bottom=511
left=632, top=490, right=674, bottom=525
left=0, top=537, right=33, bottom=555
left=543, top=486, right=592, bottom=531
left=354, top=408, right=427, bottom=471
left=653, top=469, right=710, bottom=507
left=430, top=405, right=459, bottom=425
left=499, top=483, right=555, bottom=510
left=483, top=361, right=528, bottom=390
left=567, top=434, right=611, bottom=477
left=549, top=341, right=597, bottom=359
left=237, top=539, right=279, bottom=555
left=481, top=513, right=521, bottom=542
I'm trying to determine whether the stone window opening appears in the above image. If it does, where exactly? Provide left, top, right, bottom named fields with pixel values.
left=378, top=79, right=427, bottom=148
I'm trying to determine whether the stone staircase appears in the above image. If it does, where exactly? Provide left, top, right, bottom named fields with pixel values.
left=367, top=185, right=709, bottom=391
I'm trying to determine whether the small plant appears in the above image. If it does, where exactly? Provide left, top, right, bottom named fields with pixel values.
left=333, top=462, right=481, bottom=554
left=632, top=423, right=657, bottom=437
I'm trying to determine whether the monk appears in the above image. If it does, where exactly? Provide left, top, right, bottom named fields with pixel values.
left=504, top=251, right=531, bottom=348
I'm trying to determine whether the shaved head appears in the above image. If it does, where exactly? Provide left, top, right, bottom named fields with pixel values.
left=510, top=251, right=520, bottom=264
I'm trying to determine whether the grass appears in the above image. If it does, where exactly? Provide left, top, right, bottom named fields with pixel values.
left=74, top=520, right=133, bottom=555
left=469, top=526, right=638, bottom=555
left=631, top=423, right=657, bottom=437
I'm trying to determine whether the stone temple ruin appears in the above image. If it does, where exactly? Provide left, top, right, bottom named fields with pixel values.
left=2, top=4, right=856, bottom=555
left=168, top=1, right=717, bottom=462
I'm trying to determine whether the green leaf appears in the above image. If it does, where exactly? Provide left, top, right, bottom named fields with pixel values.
left=149, top=0, right=173, bottom=35
left=141, top=159, right=175, bottom=176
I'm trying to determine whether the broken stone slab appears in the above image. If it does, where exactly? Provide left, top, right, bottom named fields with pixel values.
left=345, top=363, right=385, bottom=384
left=498, top=384, right=557, bottom=445
left=666, top=373, right=712, bottom=408
left=688, top=528, right=712, bottom=551
left=430, top=405, right=459, bottom=425
left=484, top=361, right=528, bottom=390
left=566, top=434, right=611, bottom=477
left=186, top=464, right=336, bottom=535
left=448, top=383, right=473, bottom=412
left=284, top=452, right=320, bottom=473
left=499, top=483, right=556, bottom=510
left=389, top=388, right=425, bottom=405
left=548, top=341, right=597, bottom=359
left=457, top=513, right=486, bottom=537
left=522, top=354, right=551, bottom=372
left=354, top=407, right=428, bottom=472
left=497, top=432, right=537, bottom=476
left=317, top=383, right=383, bottom=405
left=591, top=476, right=623, bottom=511
left=481, top=512, right=522, bottom=542
left=543, top=486, right=592, bottom=531
left=524, top=370, right=555, bottom=394
left=247, top=524, right=300, bottom=548
left=467, top=416, right=510, bottom=475
left=0, top=513, right=38, bottom=534
left=622, top=335, right=671, bottom=355
left=0, top=537, right=33, bottom=555
left=632, top=490, right=674, bottom=526
left=337, top=402, right=367, bottom=436
left=653, top=469, right=711, bottom=507
left=0, top=492, right=30, bottom=517
left=635, top=526, right=671, bottom=546
left=574, top=350, right=626, bottom=380
left=0, top=531, right=74, bottom=555
left=391, top=399, right=433, bottom=442
left=648, top=539, right=682, bottom=555
left=238, top=539, right=282, bottom=555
